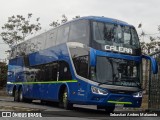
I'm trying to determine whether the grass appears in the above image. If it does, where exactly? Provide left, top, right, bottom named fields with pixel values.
left=0, top=88, right=8, bottom=96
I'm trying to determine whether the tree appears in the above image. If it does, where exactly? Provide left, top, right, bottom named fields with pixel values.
left=72, top=15, right=80, bottom=19
left=49, top=14, right=80, bottom=27
left=61, top=14, right=68, bottom=24
left=50, top=14, right=68, bottom=27
left=138, top=23, right=160, bottom=54
left=0, top=13, right=41, bottom=47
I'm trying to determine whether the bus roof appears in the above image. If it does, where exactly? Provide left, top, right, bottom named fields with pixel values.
left=11, top=16, right=133, bottom=49
left=70, top=16, right=131, bottom=26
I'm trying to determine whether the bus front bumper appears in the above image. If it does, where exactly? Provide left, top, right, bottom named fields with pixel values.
left=86, top=93, right=142, bottom=108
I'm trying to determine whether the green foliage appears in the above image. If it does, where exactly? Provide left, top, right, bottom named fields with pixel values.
left=0, top=63, right=7, bottom=88
left=72, top=16, right=80, bottom=19
left=138, top=23, right=160, bottom=54
left=61, top=14, right=68, bottom=24
left=50, top=14, right=68, bottom=27
left=0, top=13, right=41, bottom=46
left=49, top=20, right=61, bottom=27
left=50, top=14, right=80, bottom=27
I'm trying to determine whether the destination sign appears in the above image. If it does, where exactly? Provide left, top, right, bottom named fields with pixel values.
left=104, top=45, right=133, bottom=54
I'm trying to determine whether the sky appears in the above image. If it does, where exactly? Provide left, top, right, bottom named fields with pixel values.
left=0, top=0, right=160, bottom=60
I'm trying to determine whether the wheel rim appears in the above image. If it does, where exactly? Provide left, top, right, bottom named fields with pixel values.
left=14, top=90, right=18, bottom=101
left=63, top=91, right=67, bottom=107
left=19, top=90, right=23, bottom=101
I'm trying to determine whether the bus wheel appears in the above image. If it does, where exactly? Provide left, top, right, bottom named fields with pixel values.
left=60, top=88, right=73, bottom=110
left=19, top=88, right=32, bottom=103
left=105, top=106, right=115, bottom=113
left=14, top=89, right=19, bottom=102
left=19, top=88, right=24, bottom=102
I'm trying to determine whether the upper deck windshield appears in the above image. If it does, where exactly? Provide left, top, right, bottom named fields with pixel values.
left=92, top=21, right=140, bottom=49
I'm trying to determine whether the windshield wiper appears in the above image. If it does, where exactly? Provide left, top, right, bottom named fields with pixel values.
left=98, top=80, right=113, bottom=86
left=98, top=77, right=141, bottom=88
left=120, top=77, right=141, bottom=88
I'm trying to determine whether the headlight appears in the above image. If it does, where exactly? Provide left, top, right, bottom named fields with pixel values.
left=91, top=86, right=108, bottom=95
left=133, top=91, right=143, bottom=97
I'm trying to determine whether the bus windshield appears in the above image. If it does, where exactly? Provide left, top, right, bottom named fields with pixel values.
left=92, top=21, right=140, bottom=48
left=91, top=56, right=141, bottom=87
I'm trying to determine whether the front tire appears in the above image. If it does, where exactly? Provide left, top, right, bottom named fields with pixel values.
left=59, top=87, right=73, bottom=110
left=14, top=89, right=19, bottom=102
left=19, top=87, right=32, bottom=103
left=19, top=88, right=24, bottom=102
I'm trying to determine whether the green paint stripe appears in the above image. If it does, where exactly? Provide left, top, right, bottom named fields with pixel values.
left=7, top=80, right=78, bottom=85
left=107, top=101, right=132, bottom=105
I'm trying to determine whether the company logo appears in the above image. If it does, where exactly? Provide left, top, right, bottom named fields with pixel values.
left=2, top=112, right=11, bottom=117
left=104, top=45, right=133, bottom=54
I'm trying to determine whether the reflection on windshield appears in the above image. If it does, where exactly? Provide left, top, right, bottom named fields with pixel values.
left=91, top=56, right=140, bottom=87
left=92, top=21, right=140, bottom=48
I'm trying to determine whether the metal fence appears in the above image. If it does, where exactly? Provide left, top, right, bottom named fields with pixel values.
left=148, top=51, right=160, bottom=111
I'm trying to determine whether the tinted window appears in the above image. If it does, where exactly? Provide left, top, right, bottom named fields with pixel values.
left=92, top=21, right=140, bottom=48
left=57, top=24, right=70, bottom=45
left=92, top=56, right=140, bottom=87
left=59, top=61, right=72, bottom=80
left=36, top=33, right=46, bottom=51
left=69, top=47, right=89, bottom=79
left=69, top=20, right=89, bottom=45
left=25, top=37, right=42, bottom=54
left=131, top=28, right=140, bottom=47
left=23, top=55, right=29, bottom=67
left=45, top=29, right=57, bottom=48
left=25, top=40, right=32, bottom=54
left=27, top=61, right=72, bottom=82
left=73, top=56, right=89, bottom=78
left=31, top=62, right=58, bottom=82
left=29, top=38, right=38, bottom=53
left=19, top=43, right=27, bottom=55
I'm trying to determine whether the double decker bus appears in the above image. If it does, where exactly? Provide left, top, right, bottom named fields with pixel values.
left=6, top=16, right=158, bottom=112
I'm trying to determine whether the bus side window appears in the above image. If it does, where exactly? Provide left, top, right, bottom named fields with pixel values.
left=53, top=63, right=59, bottom=81
left=36, top=66, right=45, bottom=81
left=39, top=34, right=46, bottom=51
left=45, top=29, right=57, bottom=49
left=69, top=20, right=89, bottom=45
left=58, top=61, right=72, bottom=81
left=24, top=55, right=29, bottom=67
left=73, top=56, right=89, bottom=79
left=56, top=24, right=70, bottom=45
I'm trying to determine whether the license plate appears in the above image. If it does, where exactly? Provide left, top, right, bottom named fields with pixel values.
left=115, top=104, right=124, bottom=108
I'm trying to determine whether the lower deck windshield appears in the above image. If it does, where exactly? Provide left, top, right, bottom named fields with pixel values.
left=91, top=56, right=140, bottom=87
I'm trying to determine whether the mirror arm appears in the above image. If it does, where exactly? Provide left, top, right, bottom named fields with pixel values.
left=142, top=55, right=158, bottom=74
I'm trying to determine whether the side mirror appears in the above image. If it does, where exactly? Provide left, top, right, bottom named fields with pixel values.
left=142, top=55, right=158, bottom=74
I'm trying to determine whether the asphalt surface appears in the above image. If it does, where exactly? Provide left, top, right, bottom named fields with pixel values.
left=0, top=96, right=160, bottom=120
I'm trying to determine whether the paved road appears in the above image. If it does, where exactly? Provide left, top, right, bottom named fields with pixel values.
left=0, top=96, right=159, bottom=120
